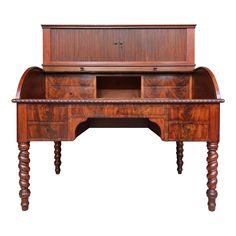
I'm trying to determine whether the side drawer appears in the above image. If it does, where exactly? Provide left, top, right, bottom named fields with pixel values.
left=27, top=105, right=67, bottom=122
left=48, top=85, right=95, bottom=99
left=143, top=75, right=190, bottom=99
left=143, top=87, right=189, bottom=99
left=48, top=76, right=95, bottom=86
left=28, top=122, right=68, bottom=140
left=47, top=75, right=96, bottom=99
left=168, top=122, right=208, bottom=141
left=169, top=105, right=209, bottom=121
left=143, top=75, right=190, bottom=86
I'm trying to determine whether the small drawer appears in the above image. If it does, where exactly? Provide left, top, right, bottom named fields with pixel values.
left=27, top=105, right=67, bottom=122
left=143, top=75, right=189, bottom=86
left=28, top=122, right=67, bottom=140
left=169, top=106, right=209, bottom=121
left=168, top=122, right=208, bottom=141
left=48, top=75, right=95, bottom=86
left=48, top=85, right=95, bottom=99
left=143, top=86, right=189, bottom=99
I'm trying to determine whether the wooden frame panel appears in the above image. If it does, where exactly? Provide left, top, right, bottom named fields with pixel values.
left=42, top=25, right=196, bottom=71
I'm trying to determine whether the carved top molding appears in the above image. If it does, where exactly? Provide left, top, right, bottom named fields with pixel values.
left=12, top=99, right=225, bottom=104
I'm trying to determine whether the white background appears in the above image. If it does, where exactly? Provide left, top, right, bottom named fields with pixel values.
left=0, top=0, right=235, bottom=235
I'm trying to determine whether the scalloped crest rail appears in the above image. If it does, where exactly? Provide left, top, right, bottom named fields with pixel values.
left=13, top=25, right=223, bottom=211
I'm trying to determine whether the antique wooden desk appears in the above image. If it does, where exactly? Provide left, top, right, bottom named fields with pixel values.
left=12, top=25, right=224, bottom=211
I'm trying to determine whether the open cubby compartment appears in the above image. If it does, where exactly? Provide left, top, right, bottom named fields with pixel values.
left=96, top=75, right=141, bottom=99
left=15, top=67, right=222, bottom=102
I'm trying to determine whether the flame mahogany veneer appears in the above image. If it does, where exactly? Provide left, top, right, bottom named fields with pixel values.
left=12, top=25, right=224, bottom=211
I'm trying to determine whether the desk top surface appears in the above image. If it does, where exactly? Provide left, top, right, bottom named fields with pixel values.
left=42, top=24, right=196, bottom=29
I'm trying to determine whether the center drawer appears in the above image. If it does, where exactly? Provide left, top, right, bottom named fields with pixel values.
left=71, top=105, right=167, bottom=118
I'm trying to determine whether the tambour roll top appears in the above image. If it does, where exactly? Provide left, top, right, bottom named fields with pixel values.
left=42, top=25, right=195, bottom=72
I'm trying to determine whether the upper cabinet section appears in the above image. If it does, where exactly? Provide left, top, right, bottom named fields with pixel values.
left=42, top=25, right=195, bottom=72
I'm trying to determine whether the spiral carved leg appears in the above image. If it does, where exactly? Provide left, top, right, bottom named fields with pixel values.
left=206, top=142, right=219, bottom=211
left=54, top=141, right=62, bottom=174
left=18, top=142, right=30, bottom=211
left=176, top=141, right=184, bottom=174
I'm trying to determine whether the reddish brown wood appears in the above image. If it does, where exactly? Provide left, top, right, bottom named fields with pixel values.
left=43, top=66, right=195, bottom=72
left=27, top=122, right=68, bottom=140
left=206, top=142, right=218, bottom=211
left=176, top=141, right=184, bottom=174
left=97, top=76, right=141, bottom=99
left=46, top=74, right=95, bottom=99
left=13, top=25, right=223, bottom=211
left=18, top=142, right=30, bottom=211
left=12, top=98, right=224, bottom=104
left=17, top=104, right=28, bottom=142
left=168, top=122, right=208, bottom=141
left=16, top=67, right=45, bottom=99
left=54, top=141, right=62, bottom=174
left=27, top=105, right=68, bottom=122
left=42, top=25, right=195, bottom=70
left=42, top=25, right=196, bottom=29
left=192, top=67, right=221, bottom=99
left=209, top=104, right=220, bottom=142
left=168, top=105, right=209, bottom=121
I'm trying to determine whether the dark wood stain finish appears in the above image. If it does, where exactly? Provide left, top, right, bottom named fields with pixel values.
left=176, top=141, right=184, bottom=174
left=54, top=141, right=62, bottom=174
left=13, top=25, right=223, bottom=211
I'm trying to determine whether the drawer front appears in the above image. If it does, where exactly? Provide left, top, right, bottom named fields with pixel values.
left=48, top=76, right=95, bottom=86
left=143, top=75, right=190, bottom=99
left=168, top=122, right=208, bottom=141
left=28, top=122, right=67, bottom=140
left=48, top=85, right=95, bottom=99
left=169, top=106, right=209, bottom=121
left=143, top=87, right=189, bottom=99
left=47, top=75, right=95, bottom=99
left=27, top=105, right=67, bottom=122
left=143, top=75, right=189, bottom=86
left=71, top=105, right=166, bottom=118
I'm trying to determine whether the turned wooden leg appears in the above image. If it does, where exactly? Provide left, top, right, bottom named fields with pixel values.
left=18, top=142, right=30, bottom=211
left=176, top=141, right=184, bottom=174
left=206, top=142, right=219, bottom=211
left=54, top=141, right=62, bottom=174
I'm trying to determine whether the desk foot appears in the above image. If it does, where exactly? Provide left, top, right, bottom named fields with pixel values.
left=176, top=141, right=184, bottom=174
left=54, top=141, right=62, bottom=174
left=206, top=142, right=218, bottom=211
left=18, top=142, right=30, bottom=211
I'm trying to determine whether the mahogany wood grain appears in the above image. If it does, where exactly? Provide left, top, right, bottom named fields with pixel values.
left=13, top=25, right=223, bottom=211
left=206, top=142, right=218, bottom=211
left=43, top=65, right=195, bottom=72
left=18, top=142, right=30, bottom=211
left=43, top=25, right=195, bottom=70
left=168, top=122, right=208, bottom=141
left=168, top=105, right=209, bottom=121
left=192, top=67, right=221, bottom=99
left=27, top=122, right=68, bottom=141
left=16, top=67, right=45, bottom=99
left=17, top=104, right=27, bottom=142
left=176, top=141, right=184, bottom=174
left=54, top=141, right=62, bottom=174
